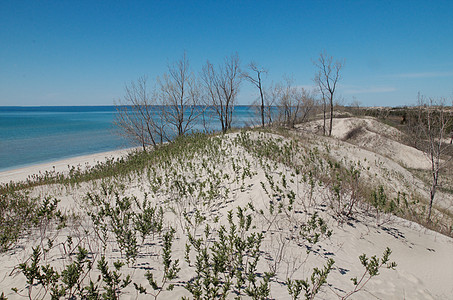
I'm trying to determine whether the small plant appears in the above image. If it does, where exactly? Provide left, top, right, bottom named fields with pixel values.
left=13, top=246, right=58, bottom=299
left=97, top=256, right=132, bottom=299
left=299, top=212, right=332, bottom=244
left=341, top=247, right=397, bottom=299
left=0, top=192, right=66, bottom=253
left=134, top=227, right=180, bottom=299
left=286, top=258, right=334, bottom=300
left=184, top=207, right=269, bottom=299
left=134, top=196, right=164, bottom=242
left=85, top=187, right=139, bottom=263
left=51, top=246, right=93, bottom=298
left=325, top=161, right=362, bottom=220
left=13, top=245, right=96, bottom=299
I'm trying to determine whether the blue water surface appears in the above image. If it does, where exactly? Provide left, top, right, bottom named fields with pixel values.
left=0, top=106, right=257, bottom=171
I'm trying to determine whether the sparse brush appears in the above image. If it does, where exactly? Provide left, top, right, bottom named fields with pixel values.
left=13, top=244, right=100, bottom=300
left=0, top=191, right=66, bottom=253
left=184, top=206, right=270, bottom=299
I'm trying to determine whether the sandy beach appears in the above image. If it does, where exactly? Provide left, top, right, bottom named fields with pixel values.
left=1, top=117, right=452, bottom=299
left=0, top=148, right=135, bottom=185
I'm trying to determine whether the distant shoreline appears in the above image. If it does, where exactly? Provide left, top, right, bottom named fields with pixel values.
left=0, top=147, right=135, bottom=185
left=0, top=105, right=258, bottom=171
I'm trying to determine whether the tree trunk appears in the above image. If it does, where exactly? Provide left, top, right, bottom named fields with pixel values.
left=428, top=172, right=438, bottom=222
left=329, top=96, right=333, bottom=136
left=323, top=99, right=326, bottom=136
left=260, top=89, right=265, bottom=127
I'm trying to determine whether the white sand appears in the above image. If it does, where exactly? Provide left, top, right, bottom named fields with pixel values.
left=1, top=120, right=452, bottom=299
left=297, top=117, right=431, bottom=169
left=0, top=148, right=135, bottom=185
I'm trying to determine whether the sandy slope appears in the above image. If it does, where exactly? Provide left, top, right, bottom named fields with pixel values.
left=297, top=117, right=431, bottom=169
left=297, top=117, right=453, bottom=215
left=1, top=119, right=452, bottom=299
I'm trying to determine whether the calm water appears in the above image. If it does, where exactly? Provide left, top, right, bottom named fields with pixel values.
left=0, top=106, right=257, bottom=171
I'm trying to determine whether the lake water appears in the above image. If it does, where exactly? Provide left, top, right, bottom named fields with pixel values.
left=0, top=106, right=258, bottom=171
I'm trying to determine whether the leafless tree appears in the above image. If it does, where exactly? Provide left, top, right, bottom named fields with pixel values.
left=262, top=83, right=279, bottom=125
left=412, top=95, right=453, bottom=221
left=243, top=62, right=267, bottom=127
left=201, top=53, right=242, bottom=133
left=158, top=52, right=204, bottom=137
left=314, top=51, right=344, bottom=136
left=278, top=79, right=295, bottom=126
left=414, top=95, right=453, bottom=222
left=276, top=78, right=315, bottom=128
left=114, top=76, right=167, bottom=151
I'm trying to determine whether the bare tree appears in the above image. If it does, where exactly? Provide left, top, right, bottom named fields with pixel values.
left=263, top=82, right=279, bottom=125
left=412, top=95, right=453, bottom=221
left=114, top=76, right=167, bottom=151
left=314, top=51, right=344, bottom=136
left=276, top=78, right=315, bottom=128
left=158, top=52, right=204, bottom=137
left=278, top=78, right=295, bottom=127
left=294, top=87, right=315, bottom=125
left=243, top=62, right=267, bottom=127
left=201, top=53, right=242, bottom=133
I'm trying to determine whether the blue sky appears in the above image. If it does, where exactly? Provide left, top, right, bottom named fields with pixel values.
left=1, top=0, right=452, bottom=107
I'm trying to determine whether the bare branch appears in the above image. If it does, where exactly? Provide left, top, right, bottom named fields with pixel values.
left=114, top=76, right=167, bottom=150
left=158, top=52, right=205, bottom=137
left=243, top=62, right=268, bottom=127
left=313, top=51, right=344, bottom=136
left=201, top=53, right=242, bottom=133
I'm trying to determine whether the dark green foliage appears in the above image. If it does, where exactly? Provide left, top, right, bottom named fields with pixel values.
left=15, top=246, right=96, bottom=299
left=134, top=196, right=164, bottom=242
left=326, top=162, right=362, bottom=219
left=86, top=189, right=138, bottom=262
left=370, top=185, right=388, bottom=211
left=86, top=186, right=164, bottom=263
left=14, top=241, right=134, bottom=299
left=369, top=186, right=403, bottom=224
left=0, top=190, right=38, bottom=252
left=162, top=228, right=180, bottom=283
left=18, top=246, right=58, bottom=296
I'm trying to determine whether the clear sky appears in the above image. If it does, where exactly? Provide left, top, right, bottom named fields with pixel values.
left=1, top=0, right=452, bottom=107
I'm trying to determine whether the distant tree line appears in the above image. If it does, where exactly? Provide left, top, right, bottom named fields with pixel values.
left=115, top=51, right=345, bottom=150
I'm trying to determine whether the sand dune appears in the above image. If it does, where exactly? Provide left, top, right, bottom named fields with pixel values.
left=1, top=118, right=452, bottom=299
